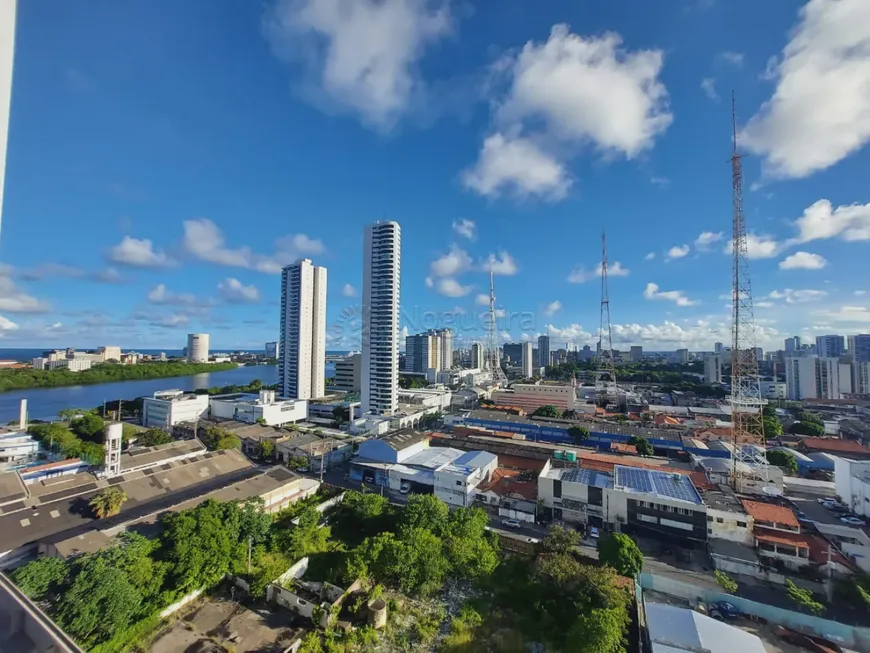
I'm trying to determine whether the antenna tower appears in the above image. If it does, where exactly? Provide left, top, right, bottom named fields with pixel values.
left=486, top=269, right=508, bottom=385
left=729, top=92, right=769, bottom=492
left=596, top=232, right=617, bottom=396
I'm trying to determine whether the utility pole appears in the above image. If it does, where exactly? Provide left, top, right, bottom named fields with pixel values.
left=247, top=536, right=252, bottom=575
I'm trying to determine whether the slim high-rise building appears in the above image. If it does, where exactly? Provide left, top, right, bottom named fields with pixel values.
left=816, top=335, right=845, bottom=359
left=538, top=335, right=550, bottom=368
left=186, top=333, right=210, bottom=363
left=785, top=356, right=850, bottom=400
left=704, top=354, right=722, bottom=384
left=630, top=345, right=643, bottom=363
left=521, top=342, right=534, bottom=378
left=404, top=332, right=440, bottom=373
left=470, top=343, right=483, bottom=369
left=847, top=334, right=870, bottom=363
left=435, top=328, right=453, bottom=370
left=265, top=341, right=279, bottom=359
left=362, top=222, right=401, bottom=415
left=714, top=342, right=724, bottom=354
left=0, top=0, right=16, bottom=239
left=279, top=259, right=327, bottom=400
left=784, top=337, right=797, bottom=355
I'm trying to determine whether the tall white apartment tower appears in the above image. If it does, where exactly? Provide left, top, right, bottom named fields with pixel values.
left=362, top=221, right=401, bottom=415
left=0, top=0, right=17, bottom=238
left=280, top=258, right=327, bottom=400
left=186, top=333, right=210, bottom=363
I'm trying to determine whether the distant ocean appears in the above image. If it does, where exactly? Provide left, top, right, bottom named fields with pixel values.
left=0, top=348, right=352, bottom=363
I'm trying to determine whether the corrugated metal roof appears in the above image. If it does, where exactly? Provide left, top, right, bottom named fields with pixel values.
left=645, top=602, right=766, bottom=653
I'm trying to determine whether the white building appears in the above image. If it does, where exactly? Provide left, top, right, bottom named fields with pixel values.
left=362, top=221, right=401, bottom=416
left=759, top=381, right=787, bottom=400
left=31, top=357, right=92, bottom=372
left=834, top=457, right=870, bottom=518
left=0, top=0, right=14, bottom=239
left=209, top=390, right=307, bottom=427
left=334, top=353, right=361, bottom=393
left=703, top=354, right=722, bottom=385
left=470, top=343, right=483, bottom=370
left=785, top=356, right=850, bottom=400
left=186, top=333, right=210, bottom=363
left=520, top=342, right=533, bottom=379
left=141, top=390, right=210, bottom=429
left=280, top=258, right=327, bottom=400
left=852, top=361, right=870, bottom=396
left=97, top=346, right=121, bottom=362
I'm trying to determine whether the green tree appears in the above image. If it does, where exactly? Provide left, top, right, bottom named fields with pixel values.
left=11, top=556, right=70, bottom=600
left=419, top=411, right=443, bottom=428
left=79, top=441, right=105, bottom=465
left=402, top=494, right=449, bottom=535
left=542, top=524, right=580, bottom=555
left=255, top=417, right=267, bottom=425
left=258, top=439, right=275, bottom=459
left=767, top=450, right=798, bottom=474
left=28, top=423, right=83, bottom=459
left=89, top=487, right=127, bottom=518
left=785, top=579, right=824, bottom=615
left=137, top=428, right=172, bottom=447
left=533, top=405, right=562, bottom=418
left=567, top=426, right=590, bottom=444
left=120, top=423, right=138, bottom=446
left=628, top=436, right=654, bottom=456
left=200, top=425, right=241, bottom=450
left=58, top=408, right=89, bottom=422
left=280, top=506, right=332, bottom=559
left=763, top=415, right=784, bottom=438
left=443, top=507, right=499, bottom=580
left=597, top=532, right=644, bottom=577
left=69, top=413, right=106, bottom=443
left=790, top=421, right=825, bottom=437
left=714, top=570, right=738, bottom=593
left=287, top=455, right=309, bottom=470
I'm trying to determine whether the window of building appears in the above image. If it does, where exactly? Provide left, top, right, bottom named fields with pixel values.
left=707, top=515, right=713, bottom=522
left=737, top=521, right=746, bottom=527
left=716, top=517, right=724, bottom=523
left=455, top=480, right=462, bottom=486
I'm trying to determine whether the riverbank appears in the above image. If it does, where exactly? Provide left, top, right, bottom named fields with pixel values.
left=0, top=361, right=238, bottom=393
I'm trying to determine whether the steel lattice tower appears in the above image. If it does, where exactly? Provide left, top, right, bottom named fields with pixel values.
left=729, top=92, right=769, bottom=491
left=596, top=232, right=617, bottom=395
left=486, top=269, right=508, bottom=385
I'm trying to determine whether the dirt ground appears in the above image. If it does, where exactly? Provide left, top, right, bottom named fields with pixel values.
left=149, top=596, right=305, bottom=653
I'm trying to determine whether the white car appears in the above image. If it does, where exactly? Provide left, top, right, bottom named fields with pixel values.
left=399, top=482, right=411, bottom=494
left=501, top=519, right=522, bottom=529
left=589, top=526, right=600, bottom=539
left=840, top=516, right=867, bottom=527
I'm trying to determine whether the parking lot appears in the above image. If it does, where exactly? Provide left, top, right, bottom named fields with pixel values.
left=788, top=494, right=866, bottom=528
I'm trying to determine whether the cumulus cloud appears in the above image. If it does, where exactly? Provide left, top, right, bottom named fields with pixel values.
left=108, top=236, right=173, bottom=268
left=567, top=261, right=629, bottom=284
left=264, top=0, right=452, bottom=131
left=182, top=218, right=323, bottom=273
left=701, top=77, right=718, bottom=101
left=475, top=293, right=490, bottom=306
left=768, top=288, right=827, bottom=303
left=779, top=251, right=827, bottom=270
left=644, top=252, right=656, bottom=261
left=666, top=244, right=690, bottom=260
left=147, top=284, right=200, bottom=306
left=431, top=278, right=473, bottom=298
left=218, top=278, right=261, bottom=303
left=723, top=233, right=781, bottom=259
left=463, top=24, right=671, bottom=200
left=643, top=282, right=698, bottom=307
left=790, top=199, right=870, bottom=243
left=717, top=51, right=744, bottom=67
left=481, top=251, right=518, bottom=276
left=694, top=231, right=724, bottom=250
left=814, top=305, right=870, bottom=323
left=429, top=244, right=473, bottom=278
left=741, top=0, right=870, bottom=178
left=544, top=300, right=562, bottom=316
left=452, top=218, right=476, bottom=240
left=0, top=273, right=49, bottom=313
left=342, top=283, right=357, bottom=297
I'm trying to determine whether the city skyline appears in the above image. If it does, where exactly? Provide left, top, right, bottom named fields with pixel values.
left=0, top=1, right=869, bottom=351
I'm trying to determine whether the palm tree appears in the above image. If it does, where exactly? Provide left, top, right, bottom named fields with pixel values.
left=89, top=487, right=127, bottom=519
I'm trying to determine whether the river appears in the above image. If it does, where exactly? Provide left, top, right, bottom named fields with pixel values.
left=0, top=363, right=336, bottom=423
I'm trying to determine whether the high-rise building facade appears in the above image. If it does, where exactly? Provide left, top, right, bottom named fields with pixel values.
left=279, top=259, right=327, bottom=400
left=265, top=341, right=279, bottom=359
left=186, top=333, right=210, bottom=363
left=847, top=334, right=870, bottom=363
left=435, top=328, right=453, bottom=370
left=404, top=332, right=440, bottom=373
left=816, top=335, right=845, bottom=359
left=785, top=356, right=850, bottom=400
left=538, top=335, right=550, bottom=368
left=521, top=342, right=534, bottom=378
left=714, top=342, right=724, bottom=354
left=784, top=337, right=797, bottom=355
left=853, top=362, right=870, bottom=396
left=503, top=343, right=523, bottom=364
left=470, top=343, right=483, bottom=369
left=334, top=353, right=362, bottom=393
left=362, top=221, right=401, bottom=415
left=0, top=0, right=16, bottom=238
left=674, top=348, right=689, bottom=364
left=630, top=346, right=643, bottom=363
left=703, top=354, right=722, bottom=384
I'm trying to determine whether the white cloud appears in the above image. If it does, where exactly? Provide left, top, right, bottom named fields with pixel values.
left=718, top=51, right=744, bottom=67
left=650, top=176, right=670, bottom=187
left=432, top=278, right=472, bottom=298
left=701, top=77, right=718, bottom=101
left=147, top=284, right=199, bottom=306
left=464, top=24, right=671, bottom=200
left=644, top=252, right=656, bottom=261
left=756, top=301, right=775, bottom=308
left=544, top=300, right=562, bottom=316
left=567, top=261, right=630, bottom=284
left=452, top=218, right=476, bottom=240
left=461, top=133, right=571, bottom=201
left=342, top=283, right=357, bottom=297
left=218, top=278, right=261, bottom=303
left=742, top=0, right=870, bottom=178
left=643, top=282, right=698, bottom=307
left=150, top=314, right=190, bottom=328
left=429, top=244, right=472, bottom=277
left=108, top=236, right=173, bottom=268
left=0, top=315, right=19, bottom=332
left=475, top=293, right=490, bottom=306
left=723, top=233, right=781, bottom=259
left=666, top=244, right=690, bottom=260
left=182, top=218, right=324, bottom=273
left=814, top=305, right=870, bottom=323
left=790, top=199, right=870, bottom=243
left=779, top=251, right=827, bottom=270
left=481, top=250, right=518, bottom=276
left=0, top=273, right=49, bottom=313
left=694, top=231, right=724, bottom=250
left=424, top=276, right=434, bottom=288
left=264, top=0, right=452, bottom=131
left=546, top=323, right=593, bottom=343
left=768, top=288, right=828, bottom=303
left=855, top=290, right=867, bottom=297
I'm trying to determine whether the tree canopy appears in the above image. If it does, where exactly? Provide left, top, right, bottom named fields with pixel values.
left=89, top=487, right=127, bottom=519
left=568, top=426, right=590, bottom=444
left=767, top=450, right=798, bottom=474
left=137, top=428, right=172, bottom=447
left=533, top=405, right=562, bottom=418
left=542, top=524, right=580, bottom=555
left=199, top=425, right=241, bottom=451
left=597, top=532, right=644, bottom=577
left=628, top=436, right=654, bottom=456
left=70, top=413, right=106, bottom=443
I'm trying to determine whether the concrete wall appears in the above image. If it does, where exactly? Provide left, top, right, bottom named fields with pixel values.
left=639, top=572, right=870, bottom=650
left=707, top=507, right=753, bottom=545
left=0, top=572, right=83, bottom=653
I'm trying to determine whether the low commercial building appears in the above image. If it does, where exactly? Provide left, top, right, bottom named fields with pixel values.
left=31, top=357, right=92, bottom=372
left=491, top=383, right=577, bottom=413
left=0, top=431, right=39, bottom=470
left=209, top=390, right=307, bottom=426
left=278, top=432, right=359, bottom=471
left=141, top=390, right=210, bottom=428
left=397, top=387, right=452, bottom=411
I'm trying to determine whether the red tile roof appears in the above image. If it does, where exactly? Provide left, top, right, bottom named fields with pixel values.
left=690, top=471, right=717, bottom=491
left=755, top=531, right=810, bottom=550
left=800, top=438, right=870, bottom=454
left=755, top=531, right=851, bottom=567
left=742, top=500, right=800, bottom=528
left=611, top=443, right=638, bottom=454
left=478, top=468, right=537, bottom=501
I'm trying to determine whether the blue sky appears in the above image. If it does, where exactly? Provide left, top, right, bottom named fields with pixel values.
left=0, top=0, right=869, bottom=352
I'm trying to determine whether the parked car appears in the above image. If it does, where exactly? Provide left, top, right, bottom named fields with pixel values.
left=501, top=519, right=522, bottom=529
left=589, top=526, right=600, bottom=539
left=840, top=516, right=867, bottom=527
left=399, top=482, right=411, bottom=494
left=708, top=601, right=741, bottom=621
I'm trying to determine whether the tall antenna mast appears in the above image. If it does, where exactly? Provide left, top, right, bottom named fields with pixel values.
left=486, top=269, right=508, bottom=385
left=729, top=92, right=769, bottom=492
left=596, top=232, right=617, bottom=397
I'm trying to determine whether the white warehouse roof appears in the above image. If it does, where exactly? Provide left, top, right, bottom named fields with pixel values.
left=645, top=602, right=766, bottom=653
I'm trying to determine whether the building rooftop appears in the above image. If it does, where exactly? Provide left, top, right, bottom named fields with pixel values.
left=0, top=470, right=28, bottom=507
left=477, top=468, right=538, bottom=501
left=381, top=430, right=428, bottom=451
left=740, top=500, right=799, bottom=528
left=614, top=465, right=703, bottom=505
left=120, top=438, right=205, bottom=471
left=403, top=446, right=467, bottom=470
left=708, top=538, right=759, bottom=564
left=700, top=484, right=746, bottom=514
left=644, top=600, right=766, bottom=653
left=801, top=438, right=870, bottom=454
